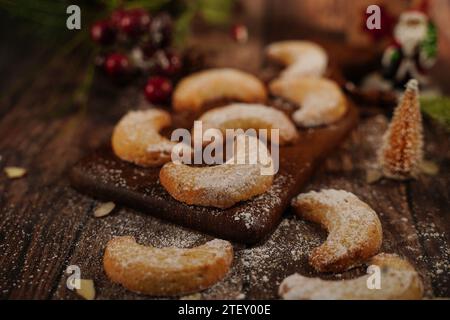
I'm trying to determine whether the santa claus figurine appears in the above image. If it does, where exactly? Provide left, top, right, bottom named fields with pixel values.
left=382, top=5, right=437, bottom=88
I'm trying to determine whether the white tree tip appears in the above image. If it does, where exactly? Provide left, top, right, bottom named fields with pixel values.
left=406, top=79, right=419, bottom=92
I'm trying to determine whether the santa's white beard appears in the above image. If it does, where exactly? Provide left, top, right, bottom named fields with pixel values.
left=394, top=24, right=427, bottom=56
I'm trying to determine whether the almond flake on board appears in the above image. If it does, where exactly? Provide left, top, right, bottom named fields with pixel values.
left=4, top=167, right=27, bottom=179
left=366, top=168, right=382, bottom=184
left=420, top=160, right=439, bottom=176
left=94, top=202, right=115, bottom=218
left=180, top=293, right=202, bottom=300
left=76, top=279, right=95, bottom=300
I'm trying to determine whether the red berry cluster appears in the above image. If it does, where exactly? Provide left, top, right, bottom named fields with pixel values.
left=90, top=8, right=181, bottom=105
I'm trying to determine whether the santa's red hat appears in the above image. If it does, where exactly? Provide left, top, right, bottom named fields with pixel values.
left=399, top=0, right=430, bottom=23
left=410, top=0, right=430, bottom=14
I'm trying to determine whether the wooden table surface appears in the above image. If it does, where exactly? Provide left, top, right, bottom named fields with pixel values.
left=0, top=8, right=449, bottom=300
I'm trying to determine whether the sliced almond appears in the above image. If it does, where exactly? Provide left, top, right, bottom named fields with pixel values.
left=366, top=168, right=382, bottom=184
left=4, top=167, right=27, bottom=179
left=180, top=293, right=202, bottom=300
left=94, top=202, right=115, bottom=218
left=75, top=279, right=95, bottom=300
left=420, top=160, right=439, bottom=176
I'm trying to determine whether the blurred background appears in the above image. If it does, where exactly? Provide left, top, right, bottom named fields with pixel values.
left=0, top=0, right=449, bottom=126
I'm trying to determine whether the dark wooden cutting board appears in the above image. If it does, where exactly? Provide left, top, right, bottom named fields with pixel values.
left=69, top=101, right=358, bottom=244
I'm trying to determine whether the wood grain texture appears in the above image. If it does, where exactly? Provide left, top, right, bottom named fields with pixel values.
left=1, top=2, right=449, bottom=299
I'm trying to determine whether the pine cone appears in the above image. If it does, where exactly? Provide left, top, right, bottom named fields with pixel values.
left=378, top=79, right=424, bottom=180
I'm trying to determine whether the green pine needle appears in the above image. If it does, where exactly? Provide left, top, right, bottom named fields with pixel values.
left=421, top=96, right=450, bottom=131
left=421, top=22, right=438, bottom=58
left=199, top=0, right=234, bottom=25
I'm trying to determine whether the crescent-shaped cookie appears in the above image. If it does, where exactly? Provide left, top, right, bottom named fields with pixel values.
left=112, top=109, right=176, bottom=167
left=198, top=103, right=298, bottom=145
left=291, top=189, right=382, bottom=272
left=103, top=236, right=233, bottom=296
left=269, top=77, right=348, bottom=127
left=266, top=40, right=328, bottom=79
left=160, top=134, right=274, bottom=209
left=279, top=253, right=423, bottom=300
left=173, top=68, right=267, bottom=112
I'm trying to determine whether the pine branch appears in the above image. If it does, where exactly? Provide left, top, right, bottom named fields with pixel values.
left=1, top=0, right=237, bottom=115
left=421, top=96, right=450, bottom=131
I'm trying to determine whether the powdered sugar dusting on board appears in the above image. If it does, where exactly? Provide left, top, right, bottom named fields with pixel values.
left=238, top=217, right=324, bottom=298
left=415, top=221, right=450, bottom=291
left=232, top=174, right=289, bottom=229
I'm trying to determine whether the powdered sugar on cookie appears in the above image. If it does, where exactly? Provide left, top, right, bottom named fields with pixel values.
left=292, top=189, right=382, bottom=272
left=266, top=40, right=328, bottom=79
left=269, top=77, right=347, bottom=128
left=160, top=135, right=274, bottom=209
left=279, top=253, right=423, bottom=300
left=112, top=109, right=176, bottom=167
left=173, top=68, right=267, bottom=112
left=103, top=236, right=233, bottom=296
left=199, top=103, right=298, bottom=145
